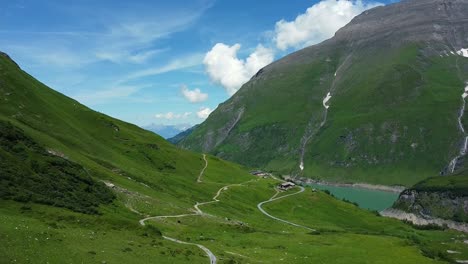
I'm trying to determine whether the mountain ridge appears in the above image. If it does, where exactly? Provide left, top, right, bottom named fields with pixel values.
left=177, top=0, right=468, bottom=186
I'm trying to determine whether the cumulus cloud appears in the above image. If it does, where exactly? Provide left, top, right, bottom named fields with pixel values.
left=274, top=0, right=382, bottom=50
left=196, top=107, right=213, bottom=119
left=155, top=112, right=192, bottom=120
left=203, top=43, right=274, bottom=95
left=181, top=85, right=208, bottom=103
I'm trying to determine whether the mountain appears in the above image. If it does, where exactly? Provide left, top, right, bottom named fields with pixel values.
left=2, top=50, right=467, bottom=263
left=143, top=123, right=192, bottom=139
left=178, top=0, right=468, bottom=187
left=168, top=124, right=198, bottom=144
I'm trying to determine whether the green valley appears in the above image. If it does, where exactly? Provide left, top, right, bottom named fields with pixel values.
left=1, top=49, right=468, bottom=263
left=2, top=0, right=468, bottom=263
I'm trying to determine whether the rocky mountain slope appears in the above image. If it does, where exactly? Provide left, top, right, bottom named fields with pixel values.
left=386, top=172, right=468, bottom=226
left=178, top=0, right=468, bottom=186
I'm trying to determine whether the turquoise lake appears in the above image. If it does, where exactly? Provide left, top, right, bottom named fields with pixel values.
left=308, top=184, right=400, bottom=211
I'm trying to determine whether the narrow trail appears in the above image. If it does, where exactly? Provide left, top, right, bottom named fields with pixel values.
left=197, top=154, right=208, bottom=183
left=162, top=236, right=217, bottom=264
left=139, top=154, right=315, bottom=262
left=139, top=155, right=253, bottom=264
left=140, top=210, right=217, bottom=264
left=194, top=181, right=254, bottom=215
left=257, top=186, right=315, bottom=231
left=140, top=153, right=216, bottom=264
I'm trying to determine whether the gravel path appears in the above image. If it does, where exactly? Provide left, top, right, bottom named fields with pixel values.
left=257, top=186, right=315, bottom=231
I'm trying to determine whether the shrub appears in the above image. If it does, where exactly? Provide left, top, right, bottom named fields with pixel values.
left=0, top=121, right=114, bottom=214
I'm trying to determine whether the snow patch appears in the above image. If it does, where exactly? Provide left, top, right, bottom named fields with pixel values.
left=457, top=48, right=468, bottom=58
left=323, top=92, right=332, bottom=109
left=462, top=136, right=468, bottom=156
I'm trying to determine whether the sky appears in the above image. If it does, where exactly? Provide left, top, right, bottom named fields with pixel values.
left=0, top=0, right=396, bottom=128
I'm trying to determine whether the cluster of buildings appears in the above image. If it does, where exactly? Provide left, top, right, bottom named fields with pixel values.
left=250, top=170, right=298, bottom=191
left=250, top=170, right=272, bottom=178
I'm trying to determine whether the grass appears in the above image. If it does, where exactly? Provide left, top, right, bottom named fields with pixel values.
left=0, top=120, right=114, bottom=214
left=0, top=201, right=207, bottom=264
left=1, top=51, right=468, bottom=263
left=142, top=178, right=466, bottom=263
left=179, top=43, right=468, bottom=187
left=412, top=173, right=468, bottom=196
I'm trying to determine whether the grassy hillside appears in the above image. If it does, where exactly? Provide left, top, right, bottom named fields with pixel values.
left=177, top=0, right=468, bottom=187
left=180, top=42, right=468, bottom=187
left=2, top=50, right=468, bottom=263
left=0, top=121, right=114, bottom=214
left=413, top=174, right=468, bottom=196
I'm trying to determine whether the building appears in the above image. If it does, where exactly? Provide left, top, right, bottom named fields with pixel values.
left=278, top=182, right=295, bottom=190
left=250, top=170, right=270, bottom=177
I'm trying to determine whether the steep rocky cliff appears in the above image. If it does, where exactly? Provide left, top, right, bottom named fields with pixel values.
left=387, top=174, right=468, bottom=225
left=394, top=189, right=468, bottom=222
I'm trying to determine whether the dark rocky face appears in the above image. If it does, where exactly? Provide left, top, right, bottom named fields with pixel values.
left=262, top=0, right=468, bottom=73
left=334, top=0, right=468, bottom=49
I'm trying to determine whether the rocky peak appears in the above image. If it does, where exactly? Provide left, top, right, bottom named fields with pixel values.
left=333, top=0, right=468, bottom=49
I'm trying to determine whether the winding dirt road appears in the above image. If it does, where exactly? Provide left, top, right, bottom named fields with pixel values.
left=257, top=186, right=315, bottom=231
left=139, top=154, right=217, bottom=264
left=139, top=153, right=314, bottom=263
left=163, top=236, right=217, bottom=264
left=139, top=155, right=253, bottom=264
left=197, top=154, right=208, bottom=183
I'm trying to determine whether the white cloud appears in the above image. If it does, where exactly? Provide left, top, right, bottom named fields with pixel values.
left=181, top=85, right=208, bottom=103
left=1, top=2, right=211, bottom=69
left=203, top=43, right=274, bottom=95
left=196, top=107, right=213, bottom=119
left=72, top=84, right=148, bottom=105
left=6, top=45, right=95, bottom=68
left=96, top=48, right=168, bottom=64
left=128, top=49, right=167, bottom=63
left=274, top=0, right=382, bottom=50
left=121, top=53, right=204, bottom=82
left=155, top=112, right=192, bottom=120
left=68, top=53, right=203, bottom=106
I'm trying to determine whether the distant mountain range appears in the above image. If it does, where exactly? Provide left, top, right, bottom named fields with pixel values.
left=142, top=123, right=193, bottom=139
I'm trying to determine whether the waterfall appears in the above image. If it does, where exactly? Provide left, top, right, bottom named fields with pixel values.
left=297, top=55, right=352, bottom=173
left=299, top=92, right=331, bottom=171
left=446, top=82, right=468, bottom=174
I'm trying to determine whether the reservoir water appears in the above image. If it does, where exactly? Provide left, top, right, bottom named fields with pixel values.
left=309, top=184, right=400, bottom=211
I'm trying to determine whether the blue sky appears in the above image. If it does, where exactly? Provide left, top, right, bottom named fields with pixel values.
left=0, top=0, right=395, bottom=128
